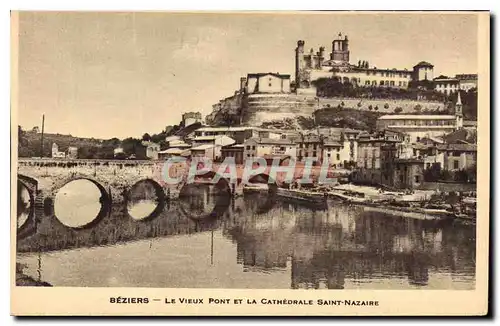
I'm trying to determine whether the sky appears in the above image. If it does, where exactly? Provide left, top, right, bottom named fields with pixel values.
left=16, top=12, right=479, bottom=139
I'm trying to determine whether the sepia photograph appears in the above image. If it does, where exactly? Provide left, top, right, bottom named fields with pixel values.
left=10, top=10, right=490, bottom=316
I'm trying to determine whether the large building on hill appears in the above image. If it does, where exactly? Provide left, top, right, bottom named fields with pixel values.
left=375, top=92, right=464, bottom=143
left=295, top=33, right=434, bottom=94
left=433, top=74, right=478, bottom=95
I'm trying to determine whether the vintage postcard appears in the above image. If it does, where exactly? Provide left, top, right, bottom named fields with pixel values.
left=11, top=11, right=490, bottom=316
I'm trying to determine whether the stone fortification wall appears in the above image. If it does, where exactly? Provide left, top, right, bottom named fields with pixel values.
left=242, top=94, right=319, bottom=125
left=241, top=93, right=446, bottom=126
left=318, top=97, right=445, bottom=114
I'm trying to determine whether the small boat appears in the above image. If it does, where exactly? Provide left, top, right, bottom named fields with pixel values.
left=362, top=205, right=442, bottom=221
left=328, top=191, right=367, bottom=203
left=452, top=213, right=476, bottom=226
left=415, top=208, right=454, bottom=219
left=243, top=184, right=269, bottom=193
left=276, top=188, right=327, bottom=205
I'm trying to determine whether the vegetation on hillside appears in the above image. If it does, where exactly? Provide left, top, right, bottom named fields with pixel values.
left=17, top=123, right=182, bottom=159
left=313, top=107, right=384, bottom=131
left=312, top=77, right=478, bottom=120
left=312, top=77, right=447, bottom=102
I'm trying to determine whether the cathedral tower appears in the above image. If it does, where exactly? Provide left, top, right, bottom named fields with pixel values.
left=330, top=33, right=350, bottom=63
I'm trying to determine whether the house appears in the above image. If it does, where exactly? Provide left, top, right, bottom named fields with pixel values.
left=51, top=143, right=66, bottom=159
left=158, top=148, right=187, bottom=160
left=193, top=126, right=282, bottom=144
left=114, top=147, right=125, bottom=158
left=67, top=146, right=78, bottom=159
left=322, top=137, right=343, bottom=168
left=436, top=143, right=477, bottom=171
left=243, top=138, right=297, bottom=161
left=352, top=130, right=406, bottom=186
left=297, top=133, right=323, bottom=163
left=190, top=144, right=219, bottom=161
left=220, top=144, right=245, bottom=164
left=191, top=135, right=235, bottom=148
left=141, top=141, right=160, bottom=160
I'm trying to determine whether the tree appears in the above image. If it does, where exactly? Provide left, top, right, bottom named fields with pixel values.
left=414, top=104, right=422, bottom=113
left=394, top=107, right=403, bottom=114
left=142, top=133, right=151, bottom=141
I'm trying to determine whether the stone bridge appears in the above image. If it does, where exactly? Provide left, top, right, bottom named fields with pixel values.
left=15, top=157, right=342, bottom=238
left=17, top=158, right=340, bottom=209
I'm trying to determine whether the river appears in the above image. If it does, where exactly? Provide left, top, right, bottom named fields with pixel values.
left=16, top=180, right=476, bottom=290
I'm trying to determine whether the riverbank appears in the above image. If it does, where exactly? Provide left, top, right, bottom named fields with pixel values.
left=274, top=184, right=476, bottom=225
left=16, top=263, right=51, bottom=286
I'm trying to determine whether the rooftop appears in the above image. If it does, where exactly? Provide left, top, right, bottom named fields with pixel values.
left=247, top=72, right=291, bottom=79
left=413, top=61, right=434, bottom=68
left=247, top=138, right=295, bottom=145
left=378, top=115, right=456, bottom=120
left=437, top=143, right=477, bottom=152
left=158, top=148, right=183, bottom=155
left=191, top=144, right=216, bottom=151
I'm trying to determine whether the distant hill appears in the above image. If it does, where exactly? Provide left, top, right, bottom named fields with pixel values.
left=17, top=128, right=107, bottom=158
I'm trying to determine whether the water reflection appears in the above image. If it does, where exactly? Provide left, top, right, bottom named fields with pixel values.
left=179, top=184, right=231, bottom=222
left=17, top=189, right=476, bottom=289
left=127, top=180, right=162, bottom=221
left=54, top=179, right=104, bottom=228
left=17, top=181, right=32, bottom=229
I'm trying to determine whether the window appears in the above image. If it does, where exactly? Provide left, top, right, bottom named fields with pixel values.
left=453, top=160, right=459, bottom=169
left=299, top=143, right=303, bottom=148
left=336, top=148, right=340, bottom=152
left=313, top=144, right=317, bottom=150
left=365, top=80, right=370, bottom=85
left=390, top=81, right=395, bottom=86
left=415, top=175, right=420, bottom=183
left=372, top=81, right=377, bottom=86
left=268, top=83, right=272, bottom=87
left=246, top=145, right=250, bottom=150
left=252, top=146, right=255, bottom=150
left=313, top=151, right=317, bottom=157
left=426, top=163, right=431, bottom=169
left=380, top=80, right=384, bottom=86
left=327, top=153, right=331, bottom=158
left=305, top=153, right=308, bottom=158
left=336, top=154, right=340, bottom=160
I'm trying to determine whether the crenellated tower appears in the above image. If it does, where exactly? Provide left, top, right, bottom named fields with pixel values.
left=295, top=40, right=306, bottom=87
left=330, top=33, right=350, bottom=63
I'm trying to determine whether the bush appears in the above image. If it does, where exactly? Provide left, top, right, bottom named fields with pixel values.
left=394, top=107, right=403, bottom=114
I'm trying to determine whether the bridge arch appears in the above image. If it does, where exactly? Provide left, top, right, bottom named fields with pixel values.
left=178, top=170, right=232, bottom=222
left=124, top=178, right=167, bottom=221
left=16, top=179, right=35, bottom=234
left=49, top=174, right=112, bottom=229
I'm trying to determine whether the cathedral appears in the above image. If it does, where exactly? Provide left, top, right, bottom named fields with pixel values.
left=295, top=33, right=434, bottom=94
